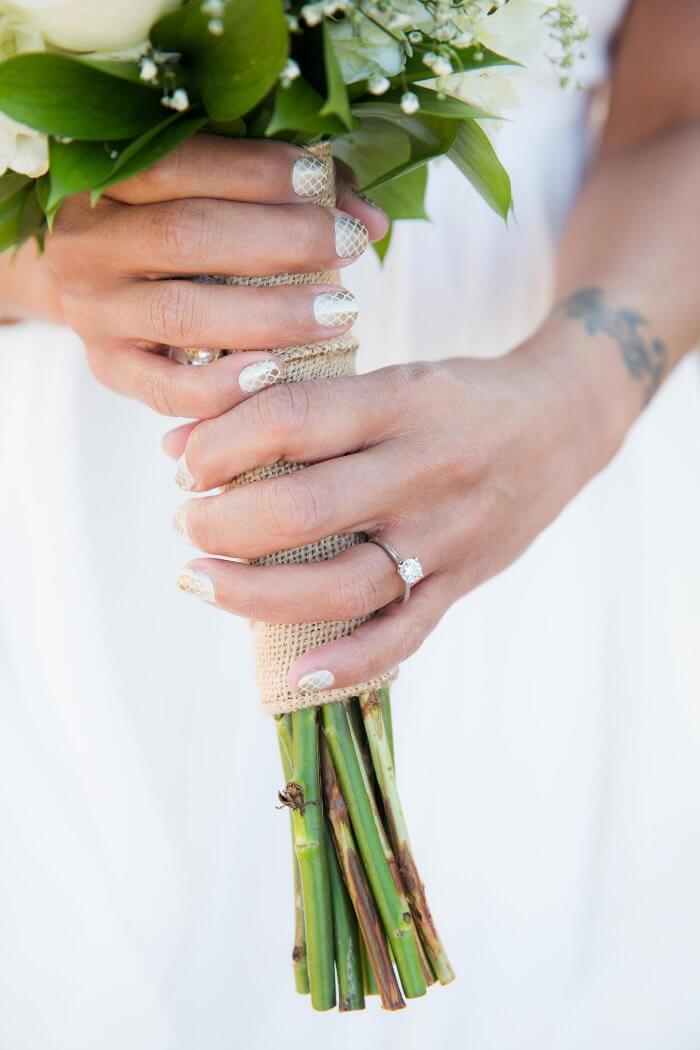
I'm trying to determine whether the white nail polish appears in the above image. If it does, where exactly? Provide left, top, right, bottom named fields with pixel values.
left=292, top=155, right=329, bottom=199
left=175, top=456, right=196, bottom=491
left=313, top=290, right=358, bottom=328
left=177, top=568, right=215, bottom=603
left=298, top=670, right=336, bottom=692
left=173, top=506, right=192, bottom=545
left=334, top=216, right=369, bottom=259
left=239, top=359, right=283, bottom=394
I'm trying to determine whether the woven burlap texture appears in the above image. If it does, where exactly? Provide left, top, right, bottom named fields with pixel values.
left=210, top=143, right=396, bottom=714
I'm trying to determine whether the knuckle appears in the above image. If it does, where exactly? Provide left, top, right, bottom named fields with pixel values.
left=335, top=571, right=382, bottom=619
left=147, top=281, right=199, bottom=345
left=161, top=198, right=210, bottom=261
left=140, top=366, right=177, bottom=416
left=263, top=473, right=325, bottom=543
left=250, top=381, right=311, bottom=438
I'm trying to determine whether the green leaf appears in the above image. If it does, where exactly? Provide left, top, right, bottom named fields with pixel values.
left=152, top=0, right=288, bottom=122
left=372, top=224, right=392, bottom=264
left=45, top=113, right=207, bottom=217
left=333, top=117, right=411, bottom=191
left=448, top=119, right=512, bottom=220
left=0, top=182, right=33, bottom=252
left=0, top=171, right=30, bottom=205
left=319, top=20, right=354, bottom=131
left=79, top=59, right=153, bottom=85
left=356, top=111, right=457, bottom=190
left=91, top=113, right=208, bottom=197
left=365, top=165, right=429, bottom=222
left=266, top=76, right=348, bottom=138
left=0, top=54, right=166, bottom=139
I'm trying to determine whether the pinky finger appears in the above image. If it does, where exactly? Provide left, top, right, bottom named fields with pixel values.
left=287, top=576, right=447, bottom=694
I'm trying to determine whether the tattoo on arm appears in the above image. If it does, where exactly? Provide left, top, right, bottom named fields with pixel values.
left=564, top=287, right=668, bottom=402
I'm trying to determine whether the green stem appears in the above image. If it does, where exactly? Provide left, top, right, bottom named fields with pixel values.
left=290, top=707, right=336, bottom=1010
left=275, top=715, right=310, bottom=995
left=325, top=825, right=364, bottom=1011
left=360, top=690, right=455, bottom=986
left=360, top=937, right=379, bottom=997
left=320, top=735, right=404, bottom=1011
left=322, top=702, right=427, bottom=999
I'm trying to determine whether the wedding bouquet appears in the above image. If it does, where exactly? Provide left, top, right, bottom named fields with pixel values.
left=0, top=0, right=585, bottom=1013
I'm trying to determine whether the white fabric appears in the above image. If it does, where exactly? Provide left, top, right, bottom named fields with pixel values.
left=2, top=2, right=700, bottom=1046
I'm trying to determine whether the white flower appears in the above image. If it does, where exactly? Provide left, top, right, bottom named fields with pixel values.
left=0, top=112, right=48, bottom=177
left=0, top=10, right=44, bottom=59
left=439, top=68, right=524, bottom=118
left=6, top=0, right=182, bottom=53
left=476, top=0, right=549, bottom=66
left=328, top=15, right=404, bottom=85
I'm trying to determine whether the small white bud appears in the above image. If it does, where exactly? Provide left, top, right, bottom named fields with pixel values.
left=432, top=56, right=452, bottom=77
left=400, top=91, right=419, bottom=115
left=162, top=88, right=190, bottom=112
left=207, top=18, right=224, bottom=35
left=139, top=56, right=158, bottom=83
left=280, top=58, right=301, bottom=87
left=368, top=73, right=390, bottom=95
left=202, top=0, right=224, bottom=13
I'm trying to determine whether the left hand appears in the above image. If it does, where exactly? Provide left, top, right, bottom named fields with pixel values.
left=163, top=322, right=624, bottom=692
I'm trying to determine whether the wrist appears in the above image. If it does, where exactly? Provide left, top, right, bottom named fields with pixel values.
left=513, top=307, right=641, bottom=477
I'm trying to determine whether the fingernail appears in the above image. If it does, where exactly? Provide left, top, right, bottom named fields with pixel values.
left=175, top=456, right=196, bottom=491
left=313, top=289, right=358, bottom=328
left=292, top=154, right=329, bottom=199
left=173, top=506, right=192, bottom=544
left=334, top=216, right=369, bottom=259
left=177, top=567, right=215, bottom=604
left=297, top=670, right=336, bottom=692
left=238, top=359, right=284, bottom=394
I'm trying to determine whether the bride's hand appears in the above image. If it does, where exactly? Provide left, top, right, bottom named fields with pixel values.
left=44, top=134, right=386, bottom=417
left=163, top=324, right=627, bottom=692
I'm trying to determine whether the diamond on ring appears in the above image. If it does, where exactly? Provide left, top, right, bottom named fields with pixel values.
left=398, top=557, right=424, bottom=586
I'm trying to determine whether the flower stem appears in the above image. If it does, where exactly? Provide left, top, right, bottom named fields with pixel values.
left=275, top=715, right=310, bottom=995
left=360, top=690, right=455, bottom=985
left=321, top=701, right=427, bottom=999
left=325, top=825, right=365, bottom=1011
left=290, top=707, right=336, bottom=1010
left=320, top=734, right=404, bottom=1011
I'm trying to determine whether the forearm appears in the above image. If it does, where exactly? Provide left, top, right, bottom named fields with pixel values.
left=0, top=239, right=63, bottom=325
left=518, top=120, right=700, bottom=468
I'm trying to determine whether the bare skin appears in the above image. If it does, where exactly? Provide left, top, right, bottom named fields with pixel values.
left=1, top=0, right=698, bottom=692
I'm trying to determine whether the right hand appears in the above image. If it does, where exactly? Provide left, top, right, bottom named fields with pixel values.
left=44, top=134, right=387, bottom=419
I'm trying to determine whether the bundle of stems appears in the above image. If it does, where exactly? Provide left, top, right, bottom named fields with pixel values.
left=276, top=688, right=454, bottom=1012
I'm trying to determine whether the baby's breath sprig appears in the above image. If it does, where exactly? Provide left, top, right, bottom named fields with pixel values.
left=543, top=2, right=589, bottom=87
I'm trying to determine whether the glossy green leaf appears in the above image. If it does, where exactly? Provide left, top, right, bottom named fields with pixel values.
left=448, top=119, right=512, bottom=220
left=0, top=54, right=165, bottom=139
left=365, top=165, right=429, bottom=222
left=319, top=20, right=354, bottom=131
left=152, top=0, right=288, bottom=122
left=266, top=76, right=348, bottom=138
left=357, top=111, right=457, bottom=190
left=358, top=85, right=492, bottom=122
left=333, top=117, right=411, bottom=191
left=0, top=182, right=33, bottom=251
left=0, top=171, right=30, bottom=204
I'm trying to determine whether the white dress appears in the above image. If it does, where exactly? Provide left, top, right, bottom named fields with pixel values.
left=2, top=2, right=700, bottom=1047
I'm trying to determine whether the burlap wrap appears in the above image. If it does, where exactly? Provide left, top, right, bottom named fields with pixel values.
left=192, top=143, right=397, bottom=715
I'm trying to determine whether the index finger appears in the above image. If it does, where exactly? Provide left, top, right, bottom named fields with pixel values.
left=106, top=134, right=333, bottom=207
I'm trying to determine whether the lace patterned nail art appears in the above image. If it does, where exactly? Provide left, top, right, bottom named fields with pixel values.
left=334, top=216, right=369, bottom=259
left=292, top=155, right=329, bottom=199
left=313, top=289, right=358, bottom=328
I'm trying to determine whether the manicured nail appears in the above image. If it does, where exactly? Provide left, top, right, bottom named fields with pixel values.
left=175, top=456, right=196, bottom=491
left=297, top=670, right=336, bottom=692
left=313, top=289, right=358, bottom=328
left=334, top=216, right=369, bottom=259
left=238, top=359, right=283, bottom=394
left=177, top=568, right=215, bottom=604
left=173, top=506, right=192, bottom=544
left=292, top=154, right=329, bottom=199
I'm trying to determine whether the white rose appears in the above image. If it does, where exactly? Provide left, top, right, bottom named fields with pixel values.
left=476, top=0, right=549, bottom=67
left=0, top=10, right=44, bottom=58
left=0, top=112, right=48, bottom=177
left=329, top=16, right=404, bottom=85
left=6, top=0, right=182, bottom=53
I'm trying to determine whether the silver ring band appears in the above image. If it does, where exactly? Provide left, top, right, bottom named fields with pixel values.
left=367, top=538, right=424, bottom=604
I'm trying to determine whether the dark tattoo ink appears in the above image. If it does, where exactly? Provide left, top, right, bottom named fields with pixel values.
left=564, top=287, right=668, bottom=402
